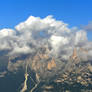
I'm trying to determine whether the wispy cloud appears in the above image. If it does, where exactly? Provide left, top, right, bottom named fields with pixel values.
left=81, top=21, right=92, bottom=31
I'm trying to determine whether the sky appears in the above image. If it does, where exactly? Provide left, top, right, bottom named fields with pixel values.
left=0, top=0, right=92, bottom=40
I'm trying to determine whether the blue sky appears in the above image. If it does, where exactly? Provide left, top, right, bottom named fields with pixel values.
left=0, top=0, right=92, bottom=40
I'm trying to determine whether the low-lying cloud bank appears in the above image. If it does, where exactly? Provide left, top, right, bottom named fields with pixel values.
left=0, top=15, right=92, bottom=61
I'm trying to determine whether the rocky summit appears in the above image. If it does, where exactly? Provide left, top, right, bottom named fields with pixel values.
left=0, top=47, right=91, bottom=92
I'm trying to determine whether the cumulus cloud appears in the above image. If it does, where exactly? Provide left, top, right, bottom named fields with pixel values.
left=0, top=28, right=16, bottom=37
left=0, top=15, right=92, bottom=61
left=49, top=35, right=69, bottom=55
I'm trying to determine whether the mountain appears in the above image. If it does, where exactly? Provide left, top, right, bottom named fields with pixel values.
left=0, top=47, right=92, bottom=92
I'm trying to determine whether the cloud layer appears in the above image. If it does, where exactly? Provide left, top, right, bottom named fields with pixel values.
left=0, top=15, right=92, bottom=61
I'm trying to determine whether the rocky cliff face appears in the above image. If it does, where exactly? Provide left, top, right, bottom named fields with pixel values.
left=7, top=47, right=92, bottom=92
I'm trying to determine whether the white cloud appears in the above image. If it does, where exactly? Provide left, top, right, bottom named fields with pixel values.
left=0, top=15, right=92, bottom=61
left=10, top=45, right=31, bottom=55
left=50, top=35, right=69, bottom=53
left=74, top=30, right=87, bottom=45
left=0, top=28, right=16, bottom=37
left=82, top=21, right=92, bottom=31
